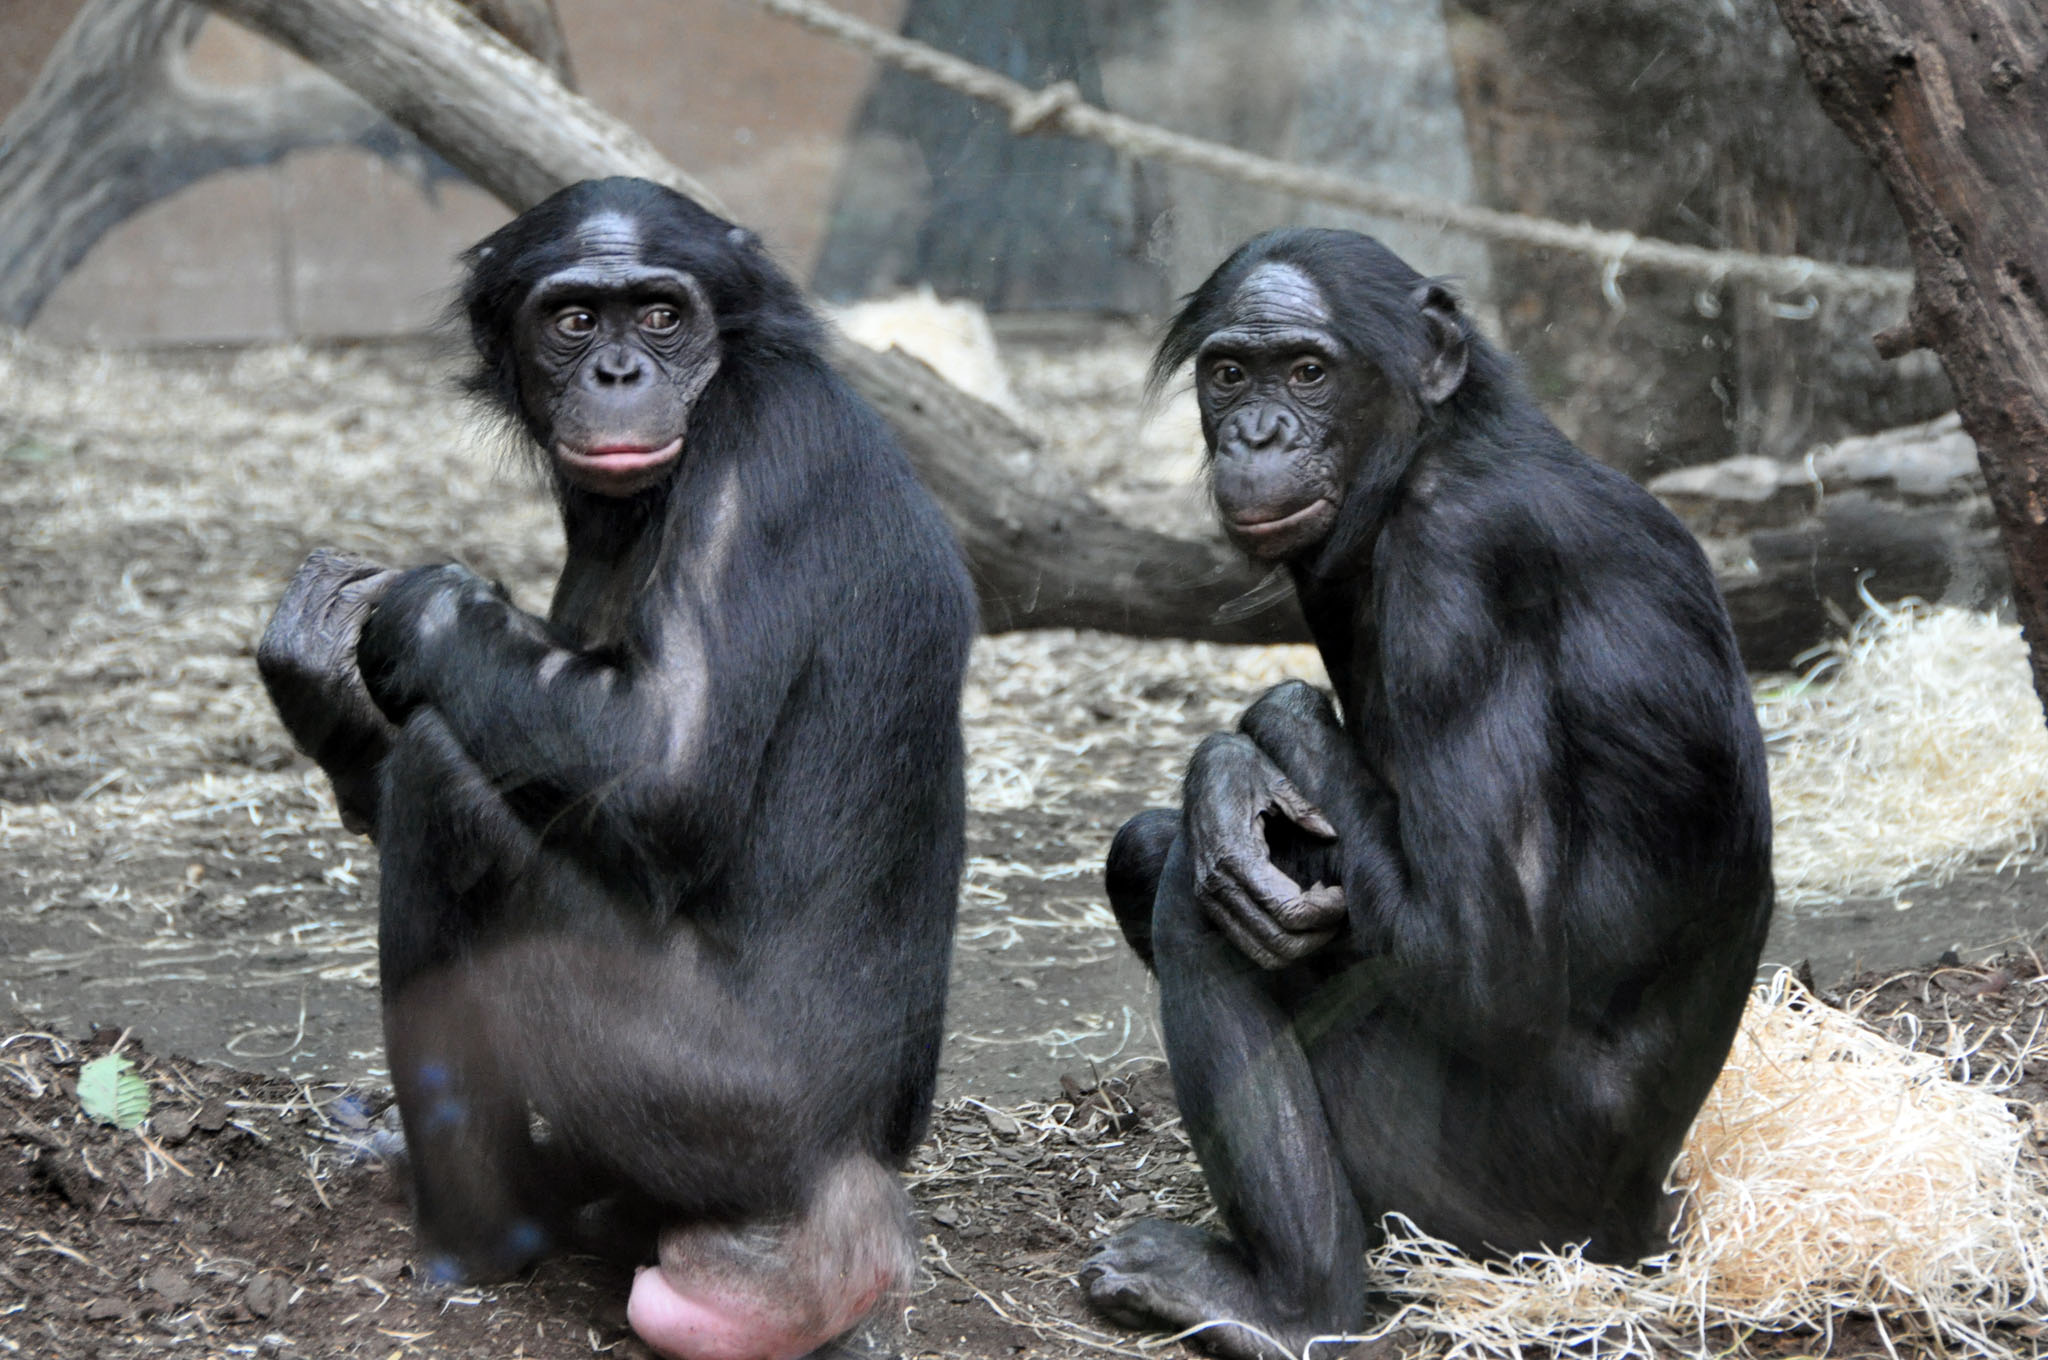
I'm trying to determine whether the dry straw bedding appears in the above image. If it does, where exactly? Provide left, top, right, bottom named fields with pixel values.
left=6, top=333, right=2048, bottom=1354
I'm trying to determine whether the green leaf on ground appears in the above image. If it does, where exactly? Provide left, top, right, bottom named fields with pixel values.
left=76, top=1054, right=151, bottom=1130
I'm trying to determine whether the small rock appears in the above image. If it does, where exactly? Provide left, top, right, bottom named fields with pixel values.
left=328, top=1093, right=374, bottom=1130
left=152, top=1108, right=196, bottom=1144
left=1118, top=1192, right=1151, bottom=1216
left=141, top=1266, right=195, bottom=1306
left=982, top=1108, right=1021, bottom=1139
left=83, top=1296, right=127, bottom=1322
left=361, top=1257, right=401, bottom=1283
left=243, top=1272, right=290, bottom=1319
left=257, top=1334, right=290, bottom=1359
left=931, top=1206, right=962, bottom=1229
left=138, top=1178, right=176, bottom=1216
left=193, top=1098, right=230, bottom=1133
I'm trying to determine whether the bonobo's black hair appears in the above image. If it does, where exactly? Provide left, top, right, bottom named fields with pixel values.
left=457, top=177, right=825, bottom=421
left=1147, top=228, right=1510, bottom=420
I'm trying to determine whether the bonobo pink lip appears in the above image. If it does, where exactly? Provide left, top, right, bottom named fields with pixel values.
left=558, top=438, right=683, bottom=474
left=1228, top=498, right=1335, bottom=538
left=1225, top=498, right=1338, bottom=559
left=556, top=438, right=683, bottom=493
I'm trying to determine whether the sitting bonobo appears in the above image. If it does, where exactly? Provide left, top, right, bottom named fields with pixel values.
left=1084, top=230, right=1773, bottom=1359
left=257, top=179, right=975, bottom=1360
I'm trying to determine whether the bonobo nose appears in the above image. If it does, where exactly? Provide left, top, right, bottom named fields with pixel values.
left=593, top=347, right=646, bottom=385
left=1222, top=406, right=1299, bottom=454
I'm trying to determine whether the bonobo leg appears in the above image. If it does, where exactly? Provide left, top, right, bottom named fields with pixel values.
left=255, top=550, right=403, bottom=833
left=377, top=712, right=910, bottom=1353
left=1087, top=681, right=1374, bottom=1359
left=1083, top=837, right=1367, bottom=1360
left=1106, top=808, right=1178, bottom=972
left=376, top=708, right=564, bottom=1282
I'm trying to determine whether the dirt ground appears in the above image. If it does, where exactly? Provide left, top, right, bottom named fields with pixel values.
left=5, top=330, right=2048, bottom=1358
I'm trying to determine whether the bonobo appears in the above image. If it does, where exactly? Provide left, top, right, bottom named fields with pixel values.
left=1084, top=230, right=1772, bottom=1359
left=257, top=178, right=975, bottom=1360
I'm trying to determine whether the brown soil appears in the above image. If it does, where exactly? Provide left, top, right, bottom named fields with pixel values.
left=7, top=958, right=2048, bottom=1360
left=0, top=1026, right=1207, bottom=1359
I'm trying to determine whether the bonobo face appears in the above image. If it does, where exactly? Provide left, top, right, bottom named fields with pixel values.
left=514, top=212, right=722, bottom=497
left=1195, top=264, right=1372, bottom=561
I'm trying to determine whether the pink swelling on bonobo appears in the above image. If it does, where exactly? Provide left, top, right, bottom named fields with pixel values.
left=628, top=1266, right=813, bottom=1360
left=625, top=1156, right=910, bottom=1360
left=626, top=1257, right=895, bottom=1360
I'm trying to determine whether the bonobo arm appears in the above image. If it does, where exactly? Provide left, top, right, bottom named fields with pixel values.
left=1320, top=525, right=1577, bottom=1048
left=255, top=550, right=404, bottom=834
left=354, top=561, right=803, bottom=877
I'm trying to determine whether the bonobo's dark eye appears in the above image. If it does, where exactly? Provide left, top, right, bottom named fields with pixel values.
left=640, top=306, right=682, bottom=335
left=554, top=308, right=596, bottom=339
left=1210, top=361, right=1247, bottom=388
left=1291, top=360, right=1326, bottom=387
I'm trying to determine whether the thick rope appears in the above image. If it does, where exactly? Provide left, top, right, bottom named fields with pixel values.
left=743, top=0, right=1914, bottom=304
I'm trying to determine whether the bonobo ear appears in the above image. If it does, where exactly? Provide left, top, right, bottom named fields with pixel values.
left=1414, top=283, right=1468, bottom=406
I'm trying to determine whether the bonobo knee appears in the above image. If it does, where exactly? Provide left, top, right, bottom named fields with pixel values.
left=1106, top=808, right=1178, bottom=971
left=1238, top=680, right=1339, bottom=750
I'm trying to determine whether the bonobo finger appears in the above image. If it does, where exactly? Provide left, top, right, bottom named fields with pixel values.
left=1266, top=925, right=1340, bottom=964
left=1277, top=881, right=1346, bottom=931
left=1267, top=775, right=1337, bottom=839
left=1197, top=862, right=1294, bottom=969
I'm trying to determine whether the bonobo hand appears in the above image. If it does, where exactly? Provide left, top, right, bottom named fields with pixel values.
left=357, top=562, right=507, bottom=724
left=1183, top=733, right=1346, bottom=968
left=257, top=550, right=404, bottom=833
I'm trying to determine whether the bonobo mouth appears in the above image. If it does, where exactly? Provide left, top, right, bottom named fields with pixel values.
left=555, top=438, right=684, bottom=496
left=1224, top=498, right=1338, bottom=559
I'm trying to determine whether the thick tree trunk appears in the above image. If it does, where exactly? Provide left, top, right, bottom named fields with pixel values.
left=192, top=0, right=1306, bottom=644
left=1775, top=0, right=2048, bottom=709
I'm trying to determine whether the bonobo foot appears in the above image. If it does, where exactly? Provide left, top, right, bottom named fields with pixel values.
left=1082, top=1219, right=1344, bottom=1360
left=628, top=1157, right=912, bottom=1360
left=256, top=549, right=403, bottom=832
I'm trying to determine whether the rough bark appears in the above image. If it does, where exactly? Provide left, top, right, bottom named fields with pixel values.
left=1776, top=0, right=2048, bottom=709
left=194, top=0, right=1305, bottom=643
left=0, top=0, right=576, bottom=328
